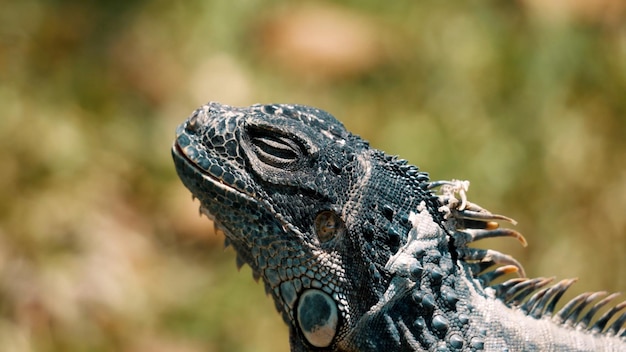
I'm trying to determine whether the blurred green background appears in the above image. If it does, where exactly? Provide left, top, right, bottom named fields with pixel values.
left=1, top=0, right=625, bottom=351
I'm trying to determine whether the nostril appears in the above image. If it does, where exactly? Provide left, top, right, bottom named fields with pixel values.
left=185, top=109, right=202, bottom=133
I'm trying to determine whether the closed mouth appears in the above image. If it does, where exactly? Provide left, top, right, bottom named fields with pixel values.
left=172, top=139, right=258, bottom=205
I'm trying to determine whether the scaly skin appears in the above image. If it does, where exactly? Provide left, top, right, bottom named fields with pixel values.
left=172, top=102, right=625, bottom=351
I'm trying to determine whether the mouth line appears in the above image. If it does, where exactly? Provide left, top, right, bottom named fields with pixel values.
left=172, top=138, right=306, bottom=246
left=172, top=140, right=259, bottom=206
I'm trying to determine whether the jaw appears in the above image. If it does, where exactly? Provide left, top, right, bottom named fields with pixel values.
left=172, top=142, right=248, bottom=196
left=172, top=142, right=261, bottom=256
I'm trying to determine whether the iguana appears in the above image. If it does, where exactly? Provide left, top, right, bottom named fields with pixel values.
left=171, top=102, right=626, bottom=351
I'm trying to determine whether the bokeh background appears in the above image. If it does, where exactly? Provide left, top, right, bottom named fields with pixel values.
left=1, top=1, right=625, bottom=351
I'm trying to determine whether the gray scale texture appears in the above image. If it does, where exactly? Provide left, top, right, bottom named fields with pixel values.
left=172, top=102, right=626, bottom=351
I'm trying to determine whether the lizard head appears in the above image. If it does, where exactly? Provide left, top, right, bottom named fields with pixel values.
left=173, top=102, right=626, bottom=350
left=172, top=102, right=439, bottom=349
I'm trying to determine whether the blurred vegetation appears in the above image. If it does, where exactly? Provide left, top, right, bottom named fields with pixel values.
left=1, top=0, right=625, bottom=351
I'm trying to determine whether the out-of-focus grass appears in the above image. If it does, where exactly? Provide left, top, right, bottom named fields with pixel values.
left=1, top=1, right=624, bottom=351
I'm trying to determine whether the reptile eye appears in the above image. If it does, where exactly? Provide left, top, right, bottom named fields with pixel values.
left=315, top=211, right=345, bottom=243
left=248, top=126, right=304, bottom=167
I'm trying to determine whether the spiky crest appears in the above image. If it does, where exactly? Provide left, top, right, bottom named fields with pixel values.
left=431, top=179, right=626, bottom=338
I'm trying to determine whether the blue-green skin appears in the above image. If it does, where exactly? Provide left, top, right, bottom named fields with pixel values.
left=172, top=102, right=625, bottom=351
